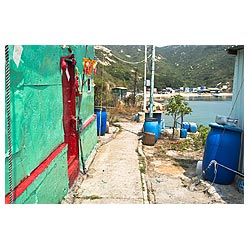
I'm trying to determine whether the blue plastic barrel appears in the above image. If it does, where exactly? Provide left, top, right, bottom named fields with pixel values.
left=144, top=117, right=159, bottom=141
left=202, top=123, right=242, bottom=184
left=145, top=112, right=162, bottom=134
left=180, top=128, right=187, bottom=138
left=182, top=122, right=189, bottom=130
left=188, top=122, right=197, bottom=133
left=94, top=107, right=107, bottom=136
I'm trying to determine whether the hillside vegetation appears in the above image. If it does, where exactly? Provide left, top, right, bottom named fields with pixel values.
left=94, top=45, right=236, bottom=92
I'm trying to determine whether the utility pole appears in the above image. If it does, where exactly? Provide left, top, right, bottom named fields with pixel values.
left=133, top=67, right=137, bottom=106
left=149, top=45, right=155, bottom=118
left=143, top=45, right=147, bottom=111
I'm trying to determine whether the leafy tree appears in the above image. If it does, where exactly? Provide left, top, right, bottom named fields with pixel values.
left=94, top=78, right=113, bottom=107
left=164, top=95, right=192, bottom=138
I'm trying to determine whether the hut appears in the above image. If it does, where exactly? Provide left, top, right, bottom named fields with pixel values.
left=112, top=87, right=128, bottom=99
left=5, top=45, right=97, bottom=204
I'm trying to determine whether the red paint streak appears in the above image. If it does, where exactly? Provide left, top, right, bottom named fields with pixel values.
left=82, top=114, right=96, bottom=131
left=5, top=143, right=67, bottom=204
left=68, top=158, right=79, bottom=187
left=83, top=114, right=96, bottom=129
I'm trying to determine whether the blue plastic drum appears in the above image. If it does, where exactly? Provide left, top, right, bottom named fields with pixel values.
left=180, top=128, right=187, bottom=138
left=188, top=122, right=197, bottom=133
left=94, top=107, right=107, bottom=136
left=144, top=117, right=159, bottom=141
left=182, top=122, right=189, bottom=130
left=145, top=112, right=162, bottom=135
left=202, top=123, right=242, bottom=184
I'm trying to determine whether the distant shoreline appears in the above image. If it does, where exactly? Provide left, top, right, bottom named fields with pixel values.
left=147, top=92, right=233, bottom=102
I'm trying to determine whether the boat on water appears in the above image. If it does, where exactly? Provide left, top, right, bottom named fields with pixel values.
left=212, top=93, right=223, bottom=97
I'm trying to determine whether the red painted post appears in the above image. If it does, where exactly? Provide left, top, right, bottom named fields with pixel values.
left=61, top=54, right=80, bottom=186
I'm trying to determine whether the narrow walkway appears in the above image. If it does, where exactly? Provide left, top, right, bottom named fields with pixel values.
left=63, top=122, right=144, bottom=204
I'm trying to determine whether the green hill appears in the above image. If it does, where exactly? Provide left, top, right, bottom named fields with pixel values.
left=94, top=45, right=236, bottom=92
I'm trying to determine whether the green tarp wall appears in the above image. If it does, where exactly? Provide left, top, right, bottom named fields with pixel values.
left=73, top=45, right=97, bottom=169
left=5, top=45, right=97, bottom=203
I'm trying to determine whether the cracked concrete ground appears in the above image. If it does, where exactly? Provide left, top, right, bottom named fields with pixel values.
left=62, top=122, right=145, bottom=204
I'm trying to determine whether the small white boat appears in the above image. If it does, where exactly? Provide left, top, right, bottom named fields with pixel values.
left=213, top=93, right=222, bottom=97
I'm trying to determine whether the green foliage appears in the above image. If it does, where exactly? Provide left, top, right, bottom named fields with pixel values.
left=165, top=95, right=192, bottom=117
left=188, top=125, right=210, bottom=150
left=138, top=155, right=146, bottom=174
left=156, top=45, right=235, bottom=88
left=168, top=139, right=191, bottom=152
left=95, top=45, right=235, bottom=91
left=83, top=195, right=102, bottom=200
left=197, top=125, right=210, bottom=146
left=165, top=95, right=192, bottom=137
left=139, top=163, right=146, bottom=174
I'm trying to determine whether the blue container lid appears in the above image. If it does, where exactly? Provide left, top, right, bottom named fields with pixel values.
left=145, top=117, right=158, bottom=122
left=209, top=123, right=242, bottom=133
left=189, top=122, right=197, bottom=126
left=94, top=106, right=106, bottom=111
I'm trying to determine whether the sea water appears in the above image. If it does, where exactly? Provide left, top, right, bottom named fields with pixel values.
left=163, top=97, right=232, bottom=127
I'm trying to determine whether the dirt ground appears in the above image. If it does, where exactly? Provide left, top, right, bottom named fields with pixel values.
left=141, top=133, right=244, bottom=204
left=62, top=107, right=244, bottom=204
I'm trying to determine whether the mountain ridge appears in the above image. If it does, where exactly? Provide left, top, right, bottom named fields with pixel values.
left=94, top=45, right=236, bottom=91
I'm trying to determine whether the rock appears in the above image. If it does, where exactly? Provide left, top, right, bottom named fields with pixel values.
left=166, top=150, right=178, bottom=157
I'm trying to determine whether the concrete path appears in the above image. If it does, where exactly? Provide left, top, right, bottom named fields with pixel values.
left=62, top=122, right=145, bottom=204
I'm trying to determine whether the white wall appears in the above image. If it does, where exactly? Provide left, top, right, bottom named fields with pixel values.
left=230, top=49, right=244, bottom=173
left=230, top=49, right=244, bottom=130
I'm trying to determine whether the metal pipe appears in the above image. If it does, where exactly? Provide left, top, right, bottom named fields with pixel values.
left=5, top=45, right=14, bottom=203
left=143, top=45, right=147, bottom=111
left=79, top=137, right=86, bottom=174
left=149, top=45, right=155, bottom=118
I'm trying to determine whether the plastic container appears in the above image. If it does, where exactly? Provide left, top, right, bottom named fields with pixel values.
left=188, top=122, right=197, bottom=133
left=94, top=107, right=107, bottom=136
left=145, top=112, right=162, bottom=124
left=196, top=161, right=203, bottom=175
left=180, top=128, right=187, bottom=138
left=144, top=117, right=159, bottom=141
left=202, top=123, right=242, bottom=184
left=215, top=115, right=238, bottom=126
left=182, top=122, right=189, bottom=130
left=146, top=112, right=163, bottom=135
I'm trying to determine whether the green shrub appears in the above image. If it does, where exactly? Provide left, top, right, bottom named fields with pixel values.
left=197, top=125, right=210, bottom=146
